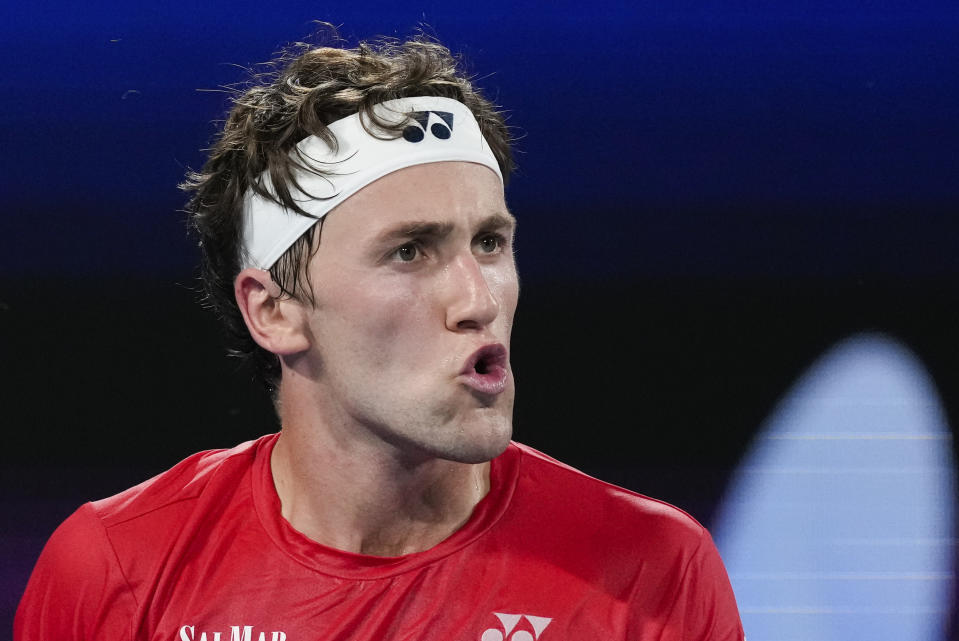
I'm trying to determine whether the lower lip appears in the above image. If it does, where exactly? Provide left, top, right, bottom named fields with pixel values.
left=460, top=365, right=509, bottom=395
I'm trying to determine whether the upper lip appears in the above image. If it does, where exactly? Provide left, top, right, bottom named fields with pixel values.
left=460, top=343, right=508, bottom=375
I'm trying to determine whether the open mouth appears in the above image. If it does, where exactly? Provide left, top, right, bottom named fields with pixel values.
left=464, top=344, right=508, bottom=375
left=461, top=344, right=509, bottom=395
left=475, top=357, right=491, bottom=375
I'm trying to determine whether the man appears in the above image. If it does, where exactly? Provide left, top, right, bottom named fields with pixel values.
left=16, top=34, right=744, bottom=640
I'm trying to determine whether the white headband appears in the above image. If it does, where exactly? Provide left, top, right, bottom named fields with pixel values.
left=240, top=96, right=503, bottom=270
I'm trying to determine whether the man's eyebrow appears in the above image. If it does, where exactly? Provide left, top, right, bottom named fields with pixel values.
left=478, top=212, right=517, bottom=233
left=373, top=221, right=456, bottom=244
left=372, top=212, right=516, bottom=245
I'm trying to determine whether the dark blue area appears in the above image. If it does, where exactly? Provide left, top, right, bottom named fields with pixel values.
left=2, top=1, right=957, bottom=280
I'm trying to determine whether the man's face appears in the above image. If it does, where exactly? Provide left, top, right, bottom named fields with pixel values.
left=294, top=161, right=518, bottom=464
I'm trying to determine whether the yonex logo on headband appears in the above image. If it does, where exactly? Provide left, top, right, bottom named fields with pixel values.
left=240, top=96, right=502, bottom=270
left=402, top=111, right=454, bottom=143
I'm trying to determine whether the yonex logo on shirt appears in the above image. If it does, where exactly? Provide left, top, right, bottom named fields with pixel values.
left=480, top=612, right=552, bottom=641
left=402, top=111, right=454, bottom=142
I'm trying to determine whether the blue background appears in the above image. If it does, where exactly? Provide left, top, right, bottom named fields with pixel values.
left=2, top=1, right=957, bottom=280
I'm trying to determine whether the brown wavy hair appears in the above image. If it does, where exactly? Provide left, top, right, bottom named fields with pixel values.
left=181, top=28, right=514, bottom=396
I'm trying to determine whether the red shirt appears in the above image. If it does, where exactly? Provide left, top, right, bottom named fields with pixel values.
left=16, top=435, right=743, bottom=640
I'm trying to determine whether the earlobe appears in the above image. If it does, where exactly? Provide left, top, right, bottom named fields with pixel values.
left=234, top=268, right=311, bottom=356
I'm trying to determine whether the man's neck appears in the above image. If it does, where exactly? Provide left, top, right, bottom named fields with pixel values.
left=269, top=418, right=491, bottom=558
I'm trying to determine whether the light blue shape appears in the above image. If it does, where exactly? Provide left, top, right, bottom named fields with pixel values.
left=713, top=333, right=956, bottom=641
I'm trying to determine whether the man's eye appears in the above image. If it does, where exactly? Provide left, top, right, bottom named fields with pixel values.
left=477, top=234, right=503, bottom=254
left=394, top=243, right=419, bottom=262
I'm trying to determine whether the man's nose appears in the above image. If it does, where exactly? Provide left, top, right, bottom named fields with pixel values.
left=444, top=253, right=500, bottom=331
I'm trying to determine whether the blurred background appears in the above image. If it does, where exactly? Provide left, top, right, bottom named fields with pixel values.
left=2, top=1, right=957, bottom=638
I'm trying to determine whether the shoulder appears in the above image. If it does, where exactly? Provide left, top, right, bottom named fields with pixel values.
left=71, top=435, right=272, bottom=585
left=20, top=502, right=121, bottom=590
left=90, top=435, right=270, bottom=528
left=505, top=443, right=744, bottom=638
left=15, top=505, right=134, bottom=640
left=15, top=437, right=273, bottom=641
left=509, top=441, right=706, bottom=549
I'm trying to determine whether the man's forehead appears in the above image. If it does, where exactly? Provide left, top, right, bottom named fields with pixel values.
left=322, top=161, right=511, bottom=237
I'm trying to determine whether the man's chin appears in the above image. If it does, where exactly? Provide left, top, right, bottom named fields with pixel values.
left=446, top=434, right=512, bottom=464
left=426, top=417, right=513, bottom=465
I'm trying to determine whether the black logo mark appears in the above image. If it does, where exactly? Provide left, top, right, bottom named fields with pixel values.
left=402, top=111, right=454, bottom=142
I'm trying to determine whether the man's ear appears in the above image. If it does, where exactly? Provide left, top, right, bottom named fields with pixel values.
left=234, top=268, right=311, bottom=356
